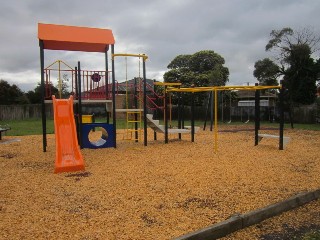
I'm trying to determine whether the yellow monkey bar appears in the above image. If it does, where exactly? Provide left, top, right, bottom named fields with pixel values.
left=166, top=85, right=281, bottom=93
left=166, top=84, right=282, bottom=153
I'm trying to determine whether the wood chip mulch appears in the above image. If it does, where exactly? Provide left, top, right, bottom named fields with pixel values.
left=0, top=126, right=319, bottom=239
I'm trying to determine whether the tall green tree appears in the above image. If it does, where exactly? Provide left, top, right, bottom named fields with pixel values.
left=284, top=44, right=318, bottom=105
left=0, top=80, right=29, bottom=105
left=260, top=27, right=320, bottom=127
left=167, top=54, right=191, bottom=69
left=265, top=28, right=319, bottom=104
left=253, top=58, right=280, bottom=86
left=164, top=50, right=229, bottom=105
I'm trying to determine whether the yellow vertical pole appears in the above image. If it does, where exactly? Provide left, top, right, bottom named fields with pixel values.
left=125, top=57, right=128, bottom=110
left=125, top=57, right=129, bottom=139
left=163, top=86, right=167, bottom=124
left=58, top=60, right=62, bottom=99
left=214, top=89, right=218, bottom=153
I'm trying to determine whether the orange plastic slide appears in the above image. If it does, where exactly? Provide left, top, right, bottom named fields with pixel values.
left=52, top=95, right=85, bottom=173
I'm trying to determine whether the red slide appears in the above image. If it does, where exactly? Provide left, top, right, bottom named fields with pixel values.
left=52, top=95, right=85, bottom=173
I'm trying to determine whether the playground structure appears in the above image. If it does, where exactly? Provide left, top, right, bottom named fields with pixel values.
left=166, top=83, right=286, bottom=152
left=38, top=23, right=117, bottom=173
left=38, top=23, right=177, bottom=173
left=38, top=23, right=288, bottom=173
left=112, top=54, right=147, bottom=142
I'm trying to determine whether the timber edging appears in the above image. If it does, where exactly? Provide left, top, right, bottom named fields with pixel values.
left=174, top=189, right=320, bottom=240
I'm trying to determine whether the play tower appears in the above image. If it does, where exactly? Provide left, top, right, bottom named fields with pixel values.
left=38, top=23, right=118, bottom=153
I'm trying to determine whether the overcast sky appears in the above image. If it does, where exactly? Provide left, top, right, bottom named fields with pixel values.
left=0, top=0, right=319, bottom=92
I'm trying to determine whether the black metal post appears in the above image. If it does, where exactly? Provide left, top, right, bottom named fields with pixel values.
left=164, top=86, right=168, bottom=144
left=106, top=112, right=110, bottom=124
left=279, top=80, right=284, bottom=150
left=181, top=92, right=185, bottom=129
left=153, top=80, right=157, bottom=141
left=203, top=92, right=212, bottom=131
left=191, top=92, right=195, bottom=142
left=105, top=47, right=110, bottom=124
left=143, top=58, right=148, bottom=146
left=111, top=45, right=117, bottom=148
left=210, top=91, right=214, bottom=131
left=75, top=67, right=80, bottom=143
left=105, top=47, right=109, bottom=100
left=178, top=90, right=182, bottom=140
left=254, top=83, right=260, bottom=146
left=77, top=62, right=83, bottom=149
left=40, top=40, right=46, bottom=152
left=74, top=67, right=78, bottom=99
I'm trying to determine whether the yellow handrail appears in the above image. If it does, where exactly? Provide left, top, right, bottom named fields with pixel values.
left=112, top=53, right=148, bottom=61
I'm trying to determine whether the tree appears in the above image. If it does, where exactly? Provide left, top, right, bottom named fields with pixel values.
left=57, top=74, right=70, bottom=98
left=266, top=27, right=320, bottom=62
left=284, top=44, right=318, bottom=105
left=262, top=27, right=320, bottom=127
left=0, top=80, right=29, bottom=105
left=253, top=58, right=280, bottom=86
left=265, top=28, right=320, bottom=103
left=26, top=88, right=41, bottom=104
left=164, top=50, right=229, bottom=105
left=167, top=54, right=191, bottom=69
left=26, top=83, right=59, bottom=104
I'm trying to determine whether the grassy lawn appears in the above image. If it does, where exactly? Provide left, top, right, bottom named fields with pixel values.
left=219, top=121, right=320, bottom=131
left=0, top=118, right=127, bottom=136
left=0, top=119, right=55, bottom=136
left=1, top=118, right=319, bottom=136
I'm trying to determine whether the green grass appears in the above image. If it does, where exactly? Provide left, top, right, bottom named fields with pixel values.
left=166, top=120, right=320, bottom=131
left=1, top=118, right=319, bottom=136
left=0, top=119, right=55, bottom=136
left=0, top=118, right=128, bottom=136
left=284, top=123, right=320, bottom=131
left=207, top=120, right=320, bottom=131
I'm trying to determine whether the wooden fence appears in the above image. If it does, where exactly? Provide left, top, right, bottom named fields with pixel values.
left=0, top=102, right=318, bottom=123
left=0, top=104, right=53, bottom=121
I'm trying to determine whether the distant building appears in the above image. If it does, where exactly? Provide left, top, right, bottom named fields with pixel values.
left=235, top=90, right=277, bottom=108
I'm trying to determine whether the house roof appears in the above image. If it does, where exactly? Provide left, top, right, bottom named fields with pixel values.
left=38, top=23, right=115, bottom=52
left=116, top=79, right=155, bottom=92
left=86, top=79, right=156, bottom=94
left=235, top=90, right=277, bottom=98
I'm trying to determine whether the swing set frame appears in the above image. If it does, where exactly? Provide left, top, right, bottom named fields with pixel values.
left=167, top=83, right=285, bottom=152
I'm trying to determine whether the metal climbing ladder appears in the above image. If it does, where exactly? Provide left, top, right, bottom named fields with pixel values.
left=124, top=110, right=142, bottom=141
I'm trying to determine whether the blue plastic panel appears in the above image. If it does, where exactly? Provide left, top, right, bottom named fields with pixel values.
left=81, top=123, right=115, bottom=149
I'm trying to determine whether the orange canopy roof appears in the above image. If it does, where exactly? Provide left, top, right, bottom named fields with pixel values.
left=38, top=23, right=115, bottom=52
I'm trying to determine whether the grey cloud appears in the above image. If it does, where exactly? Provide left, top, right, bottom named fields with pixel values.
left=0, top=0, right=320, bottom=91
